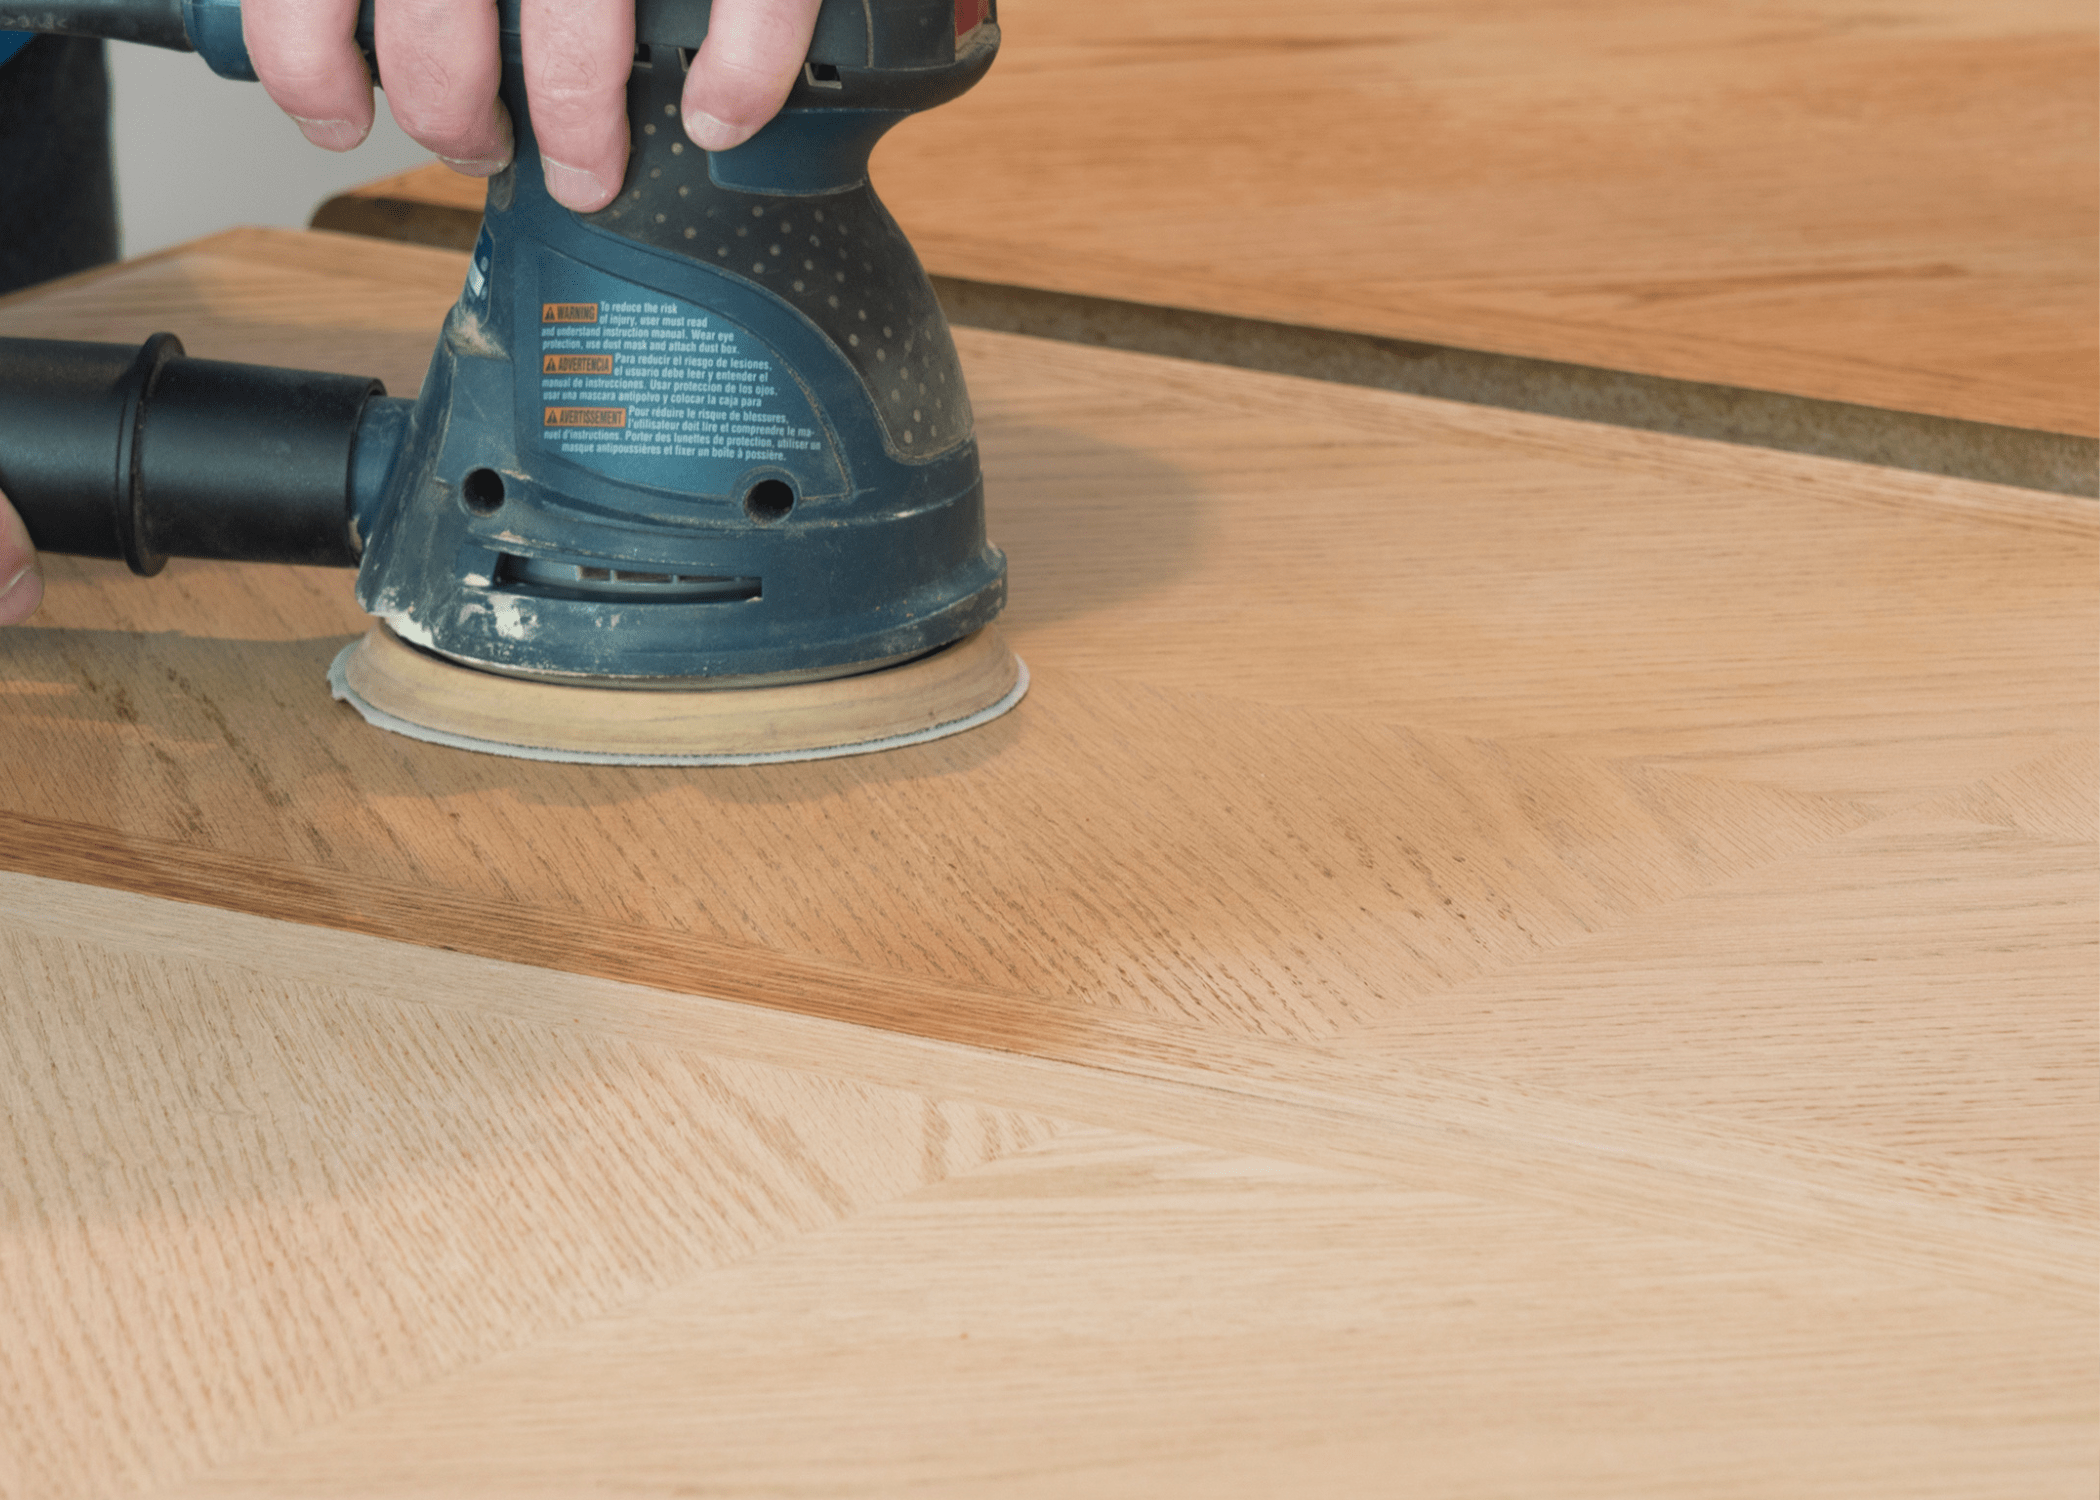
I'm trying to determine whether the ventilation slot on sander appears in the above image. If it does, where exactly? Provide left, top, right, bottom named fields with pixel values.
left=495, top=555, right=762, bottom=604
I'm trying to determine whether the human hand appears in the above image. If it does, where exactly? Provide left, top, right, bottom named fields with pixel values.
left=243, top=0, right=825, bottom=214
left=0, top=488, right=42, bottom=625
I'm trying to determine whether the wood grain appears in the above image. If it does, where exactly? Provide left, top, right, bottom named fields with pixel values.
left=168, top=1130, right=2094, bottom=1500
left=0, top=230, right=2092, bottom=1496
left=885, top=0, right=2098, bottom=433
left=3, top=879, right=2090, bottom=1499
left=0, top=879, right=1063, bottom=1499
left=1361, top=743, right=2100, bottom=1197
left=316, top=1, right=2100, bottom=433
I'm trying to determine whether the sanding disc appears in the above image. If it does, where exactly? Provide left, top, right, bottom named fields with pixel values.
left=328, top=623, right=1028, bottom=765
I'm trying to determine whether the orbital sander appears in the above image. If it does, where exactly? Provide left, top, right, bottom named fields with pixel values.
left=0, top=0, right=1024, bottom=763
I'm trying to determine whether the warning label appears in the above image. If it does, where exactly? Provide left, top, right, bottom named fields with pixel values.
left=544, top=406, right=627, bottom=428
left=532, top=255, right=837, bottom=496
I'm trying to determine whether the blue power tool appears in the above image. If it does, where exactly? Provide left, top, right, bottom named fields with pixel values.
left=0, top=0, right=1023, bottom=761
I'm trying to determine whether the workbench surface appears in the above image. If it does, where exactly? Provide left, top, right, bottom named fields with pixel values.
left=0, top=230, right=2093, bottom=1498
left=318, top=0, right=2099, bottom=436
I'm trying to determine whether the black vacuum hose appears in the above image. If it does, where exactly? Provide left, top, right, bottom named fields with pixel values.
left=0, top=334, right=389, bottom=572
left=0, top=1, right=190, bottom=49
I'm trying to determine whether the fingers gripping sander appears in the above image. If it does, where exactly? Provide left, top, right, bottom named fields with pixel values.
left=0, top=0, right=1025, bottom=763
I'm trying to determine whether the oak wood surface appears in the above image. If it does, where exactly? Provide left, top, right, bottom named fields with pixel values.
left=317, top=0, right=2100, bottom=434
left=0, top=230, right=2093, bottom=1497
left=8, top=877, right=2090, bottom=1500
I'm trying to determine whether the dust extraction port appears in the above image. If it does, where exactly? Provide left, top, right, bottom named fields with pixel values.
left=460, top=467, right=506, bottom=515
left=744, top=478, right=795, bottom=522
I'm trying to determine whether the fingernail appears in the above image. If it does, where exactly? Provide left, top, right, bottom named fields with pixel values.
left=440, top=153, right=510, bottom=177
left=443, top=101, right=516, bottom=177
left=291, top=115, right=370, bottom=152
left=0, top=564, right=43, bottom=626
left=684, top=110, right=754, bottom=153
left=542, top=156, right=611, bottom=211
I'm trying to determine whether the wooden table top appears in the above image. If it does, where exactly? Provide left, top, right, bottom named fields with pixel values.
left=315, top=0, right=2099, bottom=437
left=1, top=229, right=2093, bottom=1498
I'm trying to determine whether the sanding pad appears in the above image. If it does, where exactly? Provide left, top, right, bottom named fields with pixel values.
left=328, top=624, right=1027, bottom=765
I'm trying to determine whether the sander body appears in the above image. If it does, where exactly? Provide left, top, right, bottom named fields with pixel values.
left=0, top=0, right=1024, bottom=760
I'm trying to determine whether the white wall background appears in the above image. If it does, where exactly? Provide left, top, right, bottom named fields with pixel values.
left=110, top=45, right=434, bottom=257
